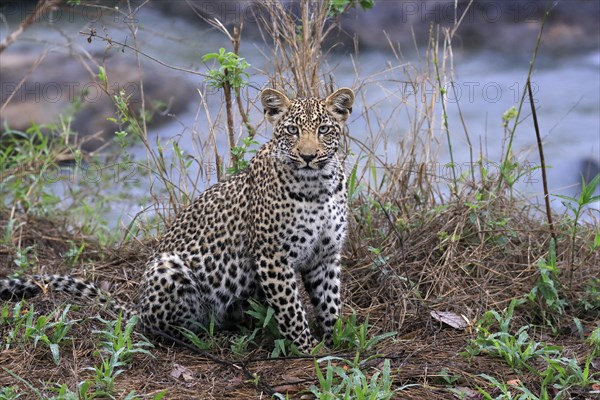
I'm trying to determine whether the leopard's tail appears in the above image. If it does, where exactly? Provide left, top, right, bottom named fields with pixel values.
left=0, top=274, right=135, bottom=319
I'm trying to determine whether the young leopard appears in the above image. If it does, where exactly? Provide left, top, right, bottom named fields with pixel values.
left=0, top=87, right=354, bottom=353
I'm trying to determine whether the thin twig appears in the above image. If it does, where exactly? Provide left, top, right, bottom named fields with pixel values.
left=527, top=78, right=557, bottom=247
left=497, top=1, right=553, bottom=190
left=80, top=29, right=208, bottom=78
left=431, top=27, right=458, bottom=196
left=0, top=0, right=63, bottom=53
left=0, top=51, right=47, bottom=113
left=232, top=25, right=256, bottom=139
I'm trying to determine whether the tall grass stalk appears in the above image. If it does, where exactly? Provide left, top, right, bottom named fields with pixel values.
left=496, top=1, right=552, bottom=191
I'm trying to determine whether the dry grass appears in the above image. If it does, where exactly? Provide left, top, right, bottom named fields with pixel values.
left=1, top=1, right=599, bottom=399
left=1, top=193, right=598, bottom=399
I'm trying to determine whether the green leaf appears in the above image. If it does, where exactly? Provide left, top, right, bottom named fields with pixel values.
left=201, top=53, right=219, bottom=62
left=580, top=173, right=600, bottom=203
left=593, top=232, right=600, bottom=249
left=358, top=0, right=375, bottom=11
left=49, top=343, right=60, bottom=365
left=98, top=66, right=106, bottom=83
left=264, top=307, right=275, bottom=328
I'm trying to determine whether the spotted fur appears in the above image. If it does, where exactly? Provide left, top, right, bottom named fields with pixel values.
left=0, top=88, right=355, bottom=353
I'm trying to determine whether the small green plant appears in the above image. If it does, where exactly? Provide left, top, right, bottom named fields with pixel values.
left=469, top=306, right=598, bottom=398
left=178, top=328, right=217, bottom=351
left=2, top=301, right=25, bottom=348
left=202, top=47, right=252, bottom=170
left=86, top=315, right=154, bottom=397
left=0, top=386, right=23, bottom=400
left=229, top=330, right=258, bottom=357
left=476, top=373, right=537, bottom=400
left=226, top=136, right=260, bottom=174
left=178, top=313, right=222, bottom=351
left=367, top=246, right=390, bottom=268
left=13, top=245, right=36, bottom=272
left=554, top=173, right=600, bottom=283
left=46, top=378, right=167, bottom=400
left=2, top=216, right=16, bottom=246
left=2, top=302, right=78, bottom=365
left=245, top=299, right=299, bottom=357
left=309, top=353, right=394, bottom=400
left=0, top=126, right=63, bottom=212
left=1, top=368, right=45, bottom=399
left=47, top=383, right=82, bottom=400
left=331, top=313, right=396, bottom=352
left=244, top=372, right=262, bottom=387
left=202, top=48, right=250, bottom=91
left=245, top=299, right=281, bottom=339
left=464, top=299, right=561, bottom=372
left=94, top=314, right=154, bottom=365
left=499, top=158, right=541, bottom=197
left=502, top=106, right=518, bottom=129
left=0, top=120, right=118, bottom=248
left=436, top=367, right=461, bottom=385
left=583, top=277, right=600, bottom=311
left=541, top=355, right=599, bottom=397
left=88, top=349, right=129, bottom=396
left=588, top=325, right=600, bottom=357
left=328, top=0, right=375, bottom=17
left=528, top=239, right=567, bottom=317
left=347, top=159, right=362, bottom=203
left=64, top=240, right=85, bottom=266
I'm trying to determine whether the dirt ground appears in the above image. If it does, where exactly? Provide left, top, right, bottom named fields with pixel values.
left=1, top=200, right=598, bottom=399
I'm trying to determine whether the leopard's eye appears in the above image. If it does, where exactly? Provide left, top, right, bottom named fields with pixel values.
left=318, top=125, right=331, bottom=135
left=286, top=125, right=299, bottom=135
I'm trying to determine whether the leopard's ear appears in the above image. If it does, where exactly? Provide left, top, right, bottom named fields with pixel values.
left=325, top=88, right=354, bottom=123
left=260, top=88, right=291, bottom=124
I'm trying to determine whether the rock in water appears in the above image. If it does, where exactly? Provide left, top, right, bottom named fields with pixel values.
left=0, top=52, right=195, bottom=151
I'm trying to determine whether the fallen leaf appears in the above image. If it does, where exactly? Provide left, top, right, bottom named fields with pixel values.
left=430, top=310, right=469, bottom=330
left=169, top=363, right=194, bottom=382
left=282, top=374, right=306, bottom=381
left=451, top=386, right=479, bottom=399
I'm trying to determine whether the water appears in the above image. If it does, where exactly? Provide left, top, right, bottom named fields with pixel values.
left=148, top=46, right=600, bottom=210
left=2, top=5, right=598, bottom=224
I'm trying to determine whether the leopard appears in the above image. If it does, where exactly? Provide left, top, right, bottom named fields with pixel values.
left=0, top=87, right=355, bottom=353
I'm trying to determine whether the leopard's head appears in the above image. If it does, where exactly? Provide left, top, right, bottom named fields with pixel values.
left=260, top=88, right=354, bottom=171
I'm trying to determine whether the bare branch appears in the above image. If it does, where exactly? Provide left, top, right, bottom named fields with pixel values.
left=0, top=0, right=63, bottom=53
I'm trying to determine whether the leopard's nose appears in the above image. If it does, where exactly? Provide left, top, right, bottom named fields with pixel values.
left=300, top=153, right=316, bottom=163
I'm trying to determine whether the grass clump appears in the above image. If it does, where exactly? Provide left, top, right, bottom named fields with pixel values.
left=308, top=355, right=394, bottom=400
left=0, top=0, right=598, bottom=399
left=1, top=302, right=77, bottom=365
left=464, top=298, right=561, bottom=372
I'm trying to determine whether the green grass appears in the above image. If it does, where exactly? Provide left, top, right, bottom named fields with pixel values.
left=1, top=302, right=78, bottom=365
left=308, top=354, right=395, bottom=400
left=0, top=0, right=598, bottom=398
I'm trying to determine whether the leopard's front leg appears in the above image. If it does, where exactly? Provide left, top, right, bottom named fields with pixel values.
left=256, top=251, right=316, bottom=353
left=302, top=253, right=342, bottom=345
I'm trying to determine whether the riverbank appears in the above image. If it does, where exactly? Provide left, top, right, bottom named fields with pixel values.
left=0, top=185, right=598, bottom=398
left=0, top=1, right=598, bottom=398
